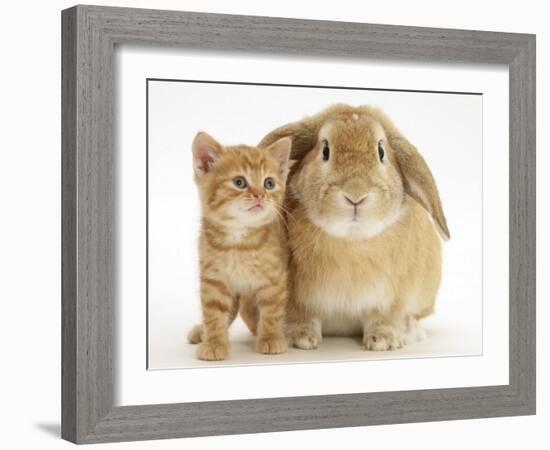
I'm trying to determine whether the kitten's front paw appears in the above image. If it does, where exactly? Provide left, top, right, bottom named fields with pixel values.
left=197, top=341, right=229, bottom=361
left=291, top=325, right=321, bottom=350
left=363, top=327, right=404, bottom=351
left=256, top=335, right=288, bottom=354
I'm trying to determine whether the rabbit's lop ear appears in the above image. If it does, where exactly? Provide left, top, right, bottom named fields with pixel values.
left=391, top=137, right=450, bottom=241
left=259, top=121, right=318, bottom=161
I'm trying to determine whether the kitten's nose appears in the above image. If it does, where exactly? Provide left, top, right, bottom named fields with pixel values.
left=252, top=192, right=264, bottom=200
left=344, top=194, right=366, bottom=206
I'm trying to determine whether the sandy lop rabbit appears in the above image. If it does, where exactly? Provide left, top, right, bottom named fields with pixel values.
left=258, top=104, right=450, bottom=351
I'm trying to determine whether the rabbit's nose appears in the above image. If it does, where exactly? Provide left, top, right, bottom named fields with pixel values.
left=344, top=194, right=367, bottom=206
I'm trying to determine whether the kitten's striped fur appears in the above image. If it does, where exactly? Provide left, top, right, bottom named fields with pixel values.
left=187, top=132, right=291, bottom=361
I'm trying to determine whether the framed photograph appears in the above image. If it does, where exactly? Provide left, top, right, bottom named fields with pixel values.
left=62, top=5, right=536, bottom=444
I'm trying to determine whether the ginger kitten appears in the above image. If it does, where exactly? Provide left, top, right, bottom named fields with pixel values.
left=187, top=132, right=291, bottom=361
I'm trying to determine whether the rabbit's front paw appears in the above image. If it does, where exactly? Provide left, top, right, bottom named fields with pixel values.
left=364, top=326, right=404, bottom=351
left=291, top=324, right=321, bottom=350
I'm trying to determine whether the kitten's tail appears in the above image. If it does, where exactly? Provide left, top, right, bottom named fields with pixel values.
left=187, top=324, right=204, bottom=344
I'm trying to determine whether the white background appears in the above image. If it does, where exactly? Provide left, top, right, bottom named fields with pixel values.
left=0, top=0, right=546, bottom=449
left=148, top=80, right=484, bottom=370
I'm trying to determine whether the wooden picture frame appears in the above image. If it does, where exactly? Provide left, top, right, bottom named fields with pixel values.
left=61, top=4, right=536, bottom=444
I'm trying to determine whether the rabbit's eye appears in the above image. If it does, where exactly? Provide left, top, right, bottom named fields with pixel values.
left=322, top=140, right=330, bottom=161
left=378, top=141, right=385, bottom=162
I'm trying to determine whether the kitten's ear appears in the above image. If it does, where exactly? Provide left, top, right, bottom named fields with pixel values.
left=267, top=137, right=292, bottom=179
left=192, top=132, right=224, bottom=176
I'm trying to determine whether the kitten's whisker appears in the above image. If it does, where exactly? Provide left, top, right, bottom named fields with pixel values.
left=265, top=199, right=290, bottom=231
left=270, top=200, right=295, bottom=222
left=277, top=203, right=295, bottom=218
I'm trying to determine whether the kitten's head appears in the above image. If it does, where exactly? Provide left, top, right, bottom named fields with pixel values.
left=192, top=132, right=291, bottom=228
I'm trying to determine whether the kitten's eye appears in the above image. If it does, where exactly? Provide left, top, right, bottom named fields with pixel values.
left=264, top=177, right=276, bottom=190
left=322, top=140, right=330, bottom=161
left=232, top=176, right=247, bottom=189
left=378, top=140, right=385, bottom=162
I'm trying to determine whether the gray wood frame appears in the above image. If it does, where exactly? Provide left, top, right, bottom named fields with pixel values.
left=61, top=4, right=536, bottom=444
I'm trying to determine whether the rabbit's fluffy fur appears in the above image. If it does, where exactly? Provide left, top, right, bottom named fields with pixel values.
left=259, top=104, right=449, bottom=351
